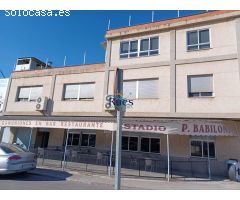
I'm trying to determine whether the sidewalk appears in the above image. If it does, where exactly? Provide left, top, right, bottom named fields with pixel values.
left=30, top=166, right=240, bottom=190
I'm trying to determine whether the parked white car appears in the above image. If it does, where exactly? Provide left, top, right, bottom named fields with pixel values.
left=0, top=143, right=37, bottom=174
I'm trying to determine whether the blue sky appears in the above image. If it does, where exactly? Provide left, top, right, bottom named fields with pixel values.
left=0, top=10, right=206, bottom=77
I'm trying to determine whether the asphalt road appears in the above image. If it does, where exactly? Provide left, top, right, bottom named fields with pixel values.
left=0, top=172, right=117, bottom=190
left=0, top=168, right=240, bottom=190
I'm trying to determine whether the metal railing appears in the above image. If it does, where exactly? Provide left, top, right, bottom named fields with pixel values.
left=33, top=147, right=223, bottom=180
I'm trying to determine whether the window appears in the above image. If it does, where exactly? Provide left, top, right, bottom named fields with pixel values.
left=64, top=83, right=95, bottom=100
left=140, top=137, right=160, bottom=153
left=123, top=79, right=158, bottom=99
left=187, top=29, right=210, bottom=51
left=188, top=75, right=213, bottom=97
left=120, top=40, right=138, bottom=58
left=81, top=134, right=96, bottom=147
left=122, top=136, right=138, bottom=151
left=120, top=36, right=159, bottom=59
left=67, top=134, right=80, bottom=146
left=17, top=59, right=30, bottom=65
left=67, top=133, right=96, bottom=147
left=140, top=37, right=159, bottom=56
left=17, top=86, right=43, bottom=102
left=191, top=140, right=215, bottom=158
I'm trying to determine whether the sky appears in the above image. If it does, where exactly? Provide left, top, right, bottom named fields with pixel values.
left=0, top=10, right=206, bottom=77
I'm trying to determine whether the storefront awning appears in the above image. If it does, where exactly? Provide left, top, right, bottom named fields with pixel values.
left=0, top=118, right=239, bottom=136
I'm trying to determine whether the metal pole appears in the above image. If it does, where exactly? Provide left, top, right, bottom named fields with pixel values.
left=107, top=19, right=111, bottom=30
left=28, top=128, right=33, bottom=150
left=62, top=129, right=70, bottom=171
left=64, top=56, right=67, bottom=66
left=115, top=110, right=123, bottom=190
left=207, top=137, right=211, bottom=179
left=167, top=133, right=170, bottom=182
left=108, top=131, right=114, bottom=176
left=128, top=15, right=131, bottom=26
left=151, top=11, right=154, bottom=22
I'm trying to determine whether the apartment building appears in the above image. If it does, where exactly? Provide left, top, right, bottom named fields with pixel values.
left=1, top=10, right=240, bottom=177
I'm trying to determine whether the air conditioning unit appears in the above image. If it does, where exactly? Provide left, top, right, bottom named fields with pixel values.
left=104, top=95, right=115, bottom=111
left=35, top=96, right=48, bottom=111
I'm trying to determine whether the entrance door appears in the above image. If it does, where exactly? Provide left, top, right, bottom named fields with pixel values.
left=34, top=131, right=49, bottom=148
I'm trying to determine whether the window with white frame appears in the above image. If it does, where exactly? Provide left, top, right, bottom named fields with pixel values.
left=190, top=140, right=215, bottom=158
left=187, top=29, right=210, bottom=51
left=17, top=86, right=43, bottom=102
left=123, top=79, right=158, bottom=99
left=141, top=137, right=160, bottom=153
left=120, top=36, right=159, bottom=59
left=64, top=83, right=95, bottom=100
left=187, top=75, right=213, bottom=97
left=122, top=136, right=138, bottom=151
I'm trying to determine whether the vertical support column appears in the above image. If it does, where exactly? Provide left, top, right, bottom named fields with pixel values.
left=170, top=30, right=176, bottom=113
left=28, top=128, right=33, bottom=150
left=0, top=127, right=4, bottom=142
left=62, top=129, right=69, bottom=171
left=2, top=75, right=13, bottom=114
left=108, top=131, right=114, bottom=176
left=102, top=40, right=112, bottom=111
left=235, top=19, right=240, bottom=80
left=47, top=74, right=57, bottom=116
left=115, top=110, right=123, bottom=189
left=207, top=137, right=211, bottom=179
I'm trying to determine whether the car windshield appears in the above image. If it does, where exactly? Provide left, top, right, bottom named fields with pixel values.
left=0, top=144, right=27, bottom=154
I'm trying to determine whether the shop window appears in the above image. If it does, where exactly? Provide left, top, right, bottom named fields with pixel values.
left=120, top=36, right=159, bottom=59
left=140, top=137, right=160, bottom=153
left=63, top=83, right=95, bottom=100
left=187, top=29, right=210, bottom=51
left=17, top=86, right=43, bottom=102
left=190, top=140, right=215, bottom=158
left=187, top=75, right=213, bottom=97
left=67, top=134, right=80, bottom=146
left=81, top=134, right=96, bottom=147
left=122, top=136, right=138, bottom=151
left=123, top=79, right=158, bottom=99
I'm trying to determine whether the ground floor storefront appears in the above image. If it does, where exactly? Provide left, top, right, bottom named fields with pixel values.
left=0, top=117, right=240, bottom=179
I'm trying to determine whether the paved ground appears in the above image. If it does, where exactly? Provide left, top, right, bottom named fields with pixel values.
left=0, top=167, right=240, bottom=190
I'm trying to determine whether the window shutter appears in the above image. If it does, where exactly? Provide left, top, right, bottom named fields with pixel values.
left=79, top=83, right=95, bottom=99
left=138, top=79, right=158, bottom=99
left=189, top=75, right=213, bottom=93
left=18, top=87, right=30, bottom=99
left=123, top=81, right=136, bottom=99
left=30, top=87, right=42, bottom=100
left=65, top=84, right=79, bottom=99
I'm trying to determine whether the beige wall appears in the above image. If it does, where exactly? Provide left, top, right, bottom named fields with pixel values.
left=108, top=66, right=171, bottom=113
left=216, top=136, right=240, bottom=160
left=52, top=71, right=105, bottom=114
left=176, top=59, right=240, bottom=113
left=110, top=32, right=170, bottom=67
left=6, top=76, right=53, bottom=114
left=48, top=128, right=65, bottom=147
left=176, top=20, right=237, bottom=60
